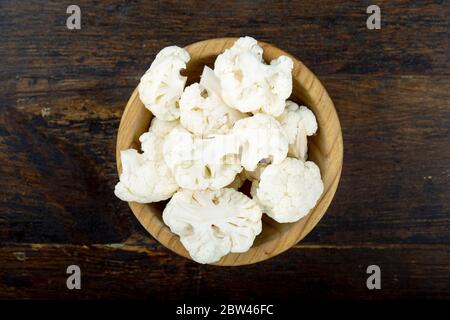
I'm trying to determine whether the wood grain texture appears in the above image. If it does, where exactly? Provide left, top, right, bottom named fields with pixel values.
left=116, top=38, right=343, bottom=265
left=0, top=0, right=449, bottom=298
left=0, top=243, right=449, bottom=300
left=1, top=76, right=448, bottom=245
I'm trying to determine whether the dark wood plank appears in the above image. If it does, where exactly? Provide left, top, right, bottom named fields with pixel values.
left=0, top=0, right=448, bottom=102
left=0, top=75, right=448, bottom=244
left=0, top=244, right=448, bottom=299
left=310, top=75, right=450, bottom=244
left=0, top=105, right=137, bottom=243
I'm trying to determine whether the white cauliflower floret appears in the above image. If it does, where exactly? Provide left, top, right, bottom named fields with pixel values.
left=199, top=65, right=223, bottom=98
left=163, top=126, right=242, bottom=190
left=232, top=114, right=288, bottom=171
left=115, top=117, right=178, bottom=203
left=163, top=188, right=262, bottom=264
left=253, top=157, right=323, bottom=223
left=214, top=36, right=293, bottom=116
left=179, top=67, right=245, bottom=136
left=277, top=101, right=318, bottom=160
left=138, top=46, right=190, bottom=121
left=114, top=149, right=178, bottom=203
left=140, top=117, right=178, bottom=159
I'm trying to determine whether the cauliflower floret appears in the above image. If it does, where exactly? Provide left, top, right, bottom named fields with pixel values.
left=115, top=117, right=178, bottom=203
left=199, top=65, right=223, bottom=98
left=114, top=149, right=178, bottom=203
left=214, top=36, right=293, bottom=116
left=140, top=117, right=178, bottom=159
left=163, top=126, right=242, bottom=190
left=163, top=188, right=262, bottom=264
left=232, top=114, right=288, bottom=171
left=253, top=157, right=323, bottom=223
left=179, top=67, right=245, bottom=136
left=138, top=46, right=190, bottom=121
left=277, top=101, right=318, bottom=160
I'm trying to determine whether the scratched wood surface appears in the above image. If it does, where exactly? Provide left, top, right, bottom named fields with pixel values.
left=0, top=0, right=449, bottom=299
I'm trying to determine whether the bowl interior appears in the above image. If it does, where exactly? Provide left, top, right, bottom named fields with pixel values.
left=116, top=38, right=343, bottom=266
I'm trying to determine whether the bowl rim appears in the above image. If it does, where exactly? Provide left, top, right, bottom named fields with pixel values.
left=116, top=37, right=343, bottom=266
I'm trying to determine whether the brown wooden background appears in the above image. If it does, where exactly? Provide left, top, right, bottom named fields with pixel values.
left=0, top=0, right=449, bottom=300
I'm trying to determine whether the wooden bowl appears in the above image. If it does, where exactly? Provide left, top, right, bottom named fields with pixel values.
left=116, top=38, right=343, bottom=266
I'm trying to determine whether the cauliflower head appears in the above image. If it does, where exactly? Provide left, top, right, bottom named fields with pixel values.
left=163, top=126, right=242, bottom=190
left=140, top=117, right=178, bottom=159
left=277, top=101, right=318, bottom=160
left=179, top=66, right=245, bottom=136
left=214, top=36, right=293, bottom=116
left=138, top=46, right=190, bottom=121
left=163, top=188, right=262, bottom=264
left=253, top=157, right=323, bottom=223
left=232, top=113, right=288, bottom=171
left=114, top=149, right=178, bottom=203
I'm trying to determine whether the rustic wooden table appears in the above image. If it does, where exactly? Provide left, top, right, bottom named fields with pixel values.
left=0, top=0, right=448, bottom=300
